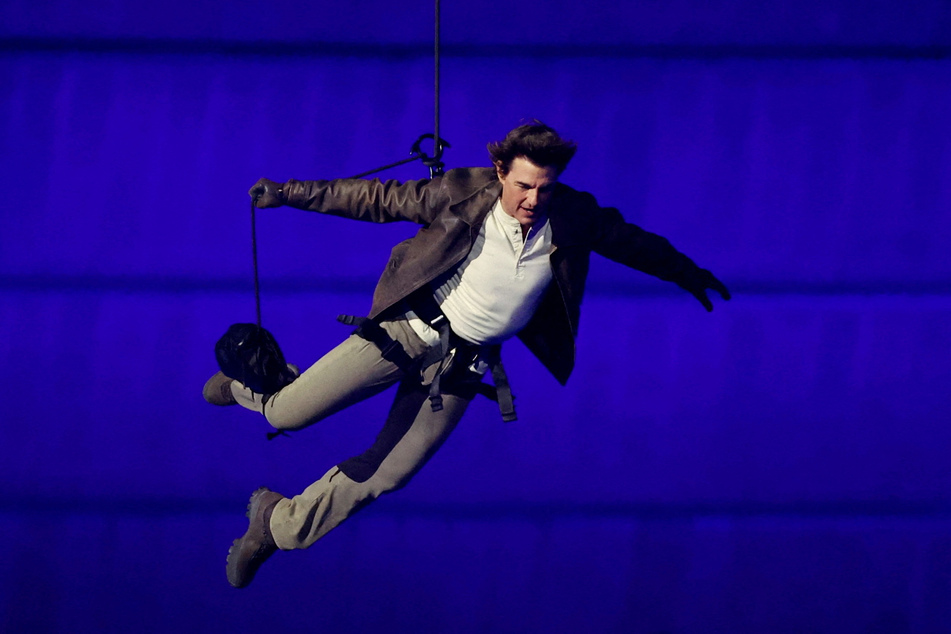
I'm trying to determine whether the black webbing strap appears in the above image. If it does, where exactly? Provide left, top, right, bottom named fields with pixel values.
left=486, top=347, right=516, bottom=422
left=406, top=288, right=450, bottom=411
left=337, top=315, right=415, bottom=371
left=339, top=292, right=518, bottom=422
left=426, top=316, right=452, bottom=413
left=408, top=290, right=517, bottom=422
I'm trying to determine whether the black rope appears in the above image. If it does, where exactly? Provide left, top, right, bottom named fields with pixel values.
left=251, top=197, right=262, bottom=327
left=248, top=3, right=445, bottom=328
left=344, top=133, right=450, bottom=180
left=345, top=0, right=446, bottom=181
left=251, top=195, right=289, bottom=441
left=246, top=3, right=444, bottom=323
left=434, top=0, right=441, bottom=177
left=347, top=154, right=426, bottom=180
left=241, top=3, right=447, bottom=442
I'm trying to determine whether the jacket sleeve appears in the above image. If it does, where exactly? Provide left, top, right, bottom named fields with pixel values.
left=281, top=176, right=448, bottom=225
left=573, top=191, right=701, bottom=284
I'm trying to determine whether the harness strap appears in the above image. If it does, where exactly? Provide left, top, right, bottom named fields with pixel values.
left=337, top=314, right=415, bottom=371
left=426, top=314, right=452, bottom=412
left=407, top=289, right=517, bottom=422
left=339, top=291, right=519, bottom=422
left=485, top=347, right=516, bottom=422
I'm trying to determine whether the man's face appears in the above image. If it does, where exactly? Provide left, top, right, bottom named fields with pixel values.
left=496, top=156, right=559, bottom=230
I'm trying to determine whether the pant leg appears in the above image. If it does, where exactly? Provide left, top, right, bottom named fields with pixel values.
left=231, top=319, right=430, bottom=430
left=268, top=379, right=475, bottom=550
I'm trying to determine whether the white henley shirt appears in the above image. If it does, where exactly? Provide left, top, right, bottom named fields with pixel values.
left=407, top=197, right=553, bottom=346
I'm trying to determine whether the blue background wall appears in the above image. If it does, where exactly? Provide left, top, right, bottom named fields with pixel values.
left=2, top=2, right=950, bottom=632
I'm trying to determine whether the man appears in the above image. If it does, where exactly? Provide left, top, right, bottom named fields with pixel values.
left=204, top=122, right=730, bottom=588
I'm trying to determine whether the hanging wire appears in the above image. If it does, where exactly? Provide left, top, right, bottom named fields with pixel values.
left=251, top=198, right=262, bottom=327
left=434, top=0, right=441, bottom=176
left=346, top=152, right=429, bottom=180
left=348, top=0, right=445, bottom=180
left=249, top=1, right=447, bottom=323
left=239, top=3, right=447, bottom=442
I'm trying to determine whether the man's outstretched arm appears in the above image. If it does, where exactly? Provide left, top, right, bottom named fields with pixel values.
left=581, top=198, right=731, bottom=311
left=247, top=176, right=446, bottom=225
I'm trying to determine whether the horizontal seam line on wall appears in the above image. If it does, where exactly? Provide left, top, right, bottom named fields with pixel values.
left=2, top=38, right=951, bottom=60
left=0, top=276, right=949, bottom=298
left=3, top=499, right=951, bottom=520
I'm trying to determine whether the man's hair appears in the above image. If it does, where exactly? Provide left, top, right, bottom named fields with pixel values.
left=487, top=121, right=577, bottom=175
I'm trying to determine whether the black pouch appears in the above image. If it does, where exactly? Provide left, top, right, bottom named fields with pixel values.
left=214, top=323, right=297, bottom=395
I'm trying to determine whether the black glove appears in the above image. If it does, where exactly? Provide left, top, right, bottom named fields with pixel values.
left=248, top=178, right=286, bottom=208
left=677, top=268, right=731, bottom=312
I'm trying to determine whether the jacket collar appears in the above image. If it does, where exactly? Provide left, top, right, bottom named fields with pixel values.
left=448, top=168, right=502, bottom=226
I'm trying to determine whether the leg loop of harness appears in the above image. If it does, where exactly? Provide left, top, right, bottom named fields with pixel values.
left=337, top=314, right=415, bottom=371
left=407, top=290, right=518, bottom=422
left=426, top=315, right=452, bottom=414
left=340, top=296, right=518, bottom=422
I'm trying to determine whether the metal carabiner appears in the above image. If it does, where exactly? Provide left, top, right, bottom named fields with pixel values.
left=346, top=132, right=451, bottom=180
left=411, top=133, right=451, bottom=178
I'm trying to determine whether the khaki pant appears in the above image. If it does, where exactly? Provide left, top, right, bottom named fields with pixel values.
left=231, top=318, right=477, bottom=550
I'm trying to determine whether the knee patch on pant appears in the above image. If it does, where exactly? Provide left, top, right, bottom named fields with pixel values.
left=337, top=380, right=429, bottom=483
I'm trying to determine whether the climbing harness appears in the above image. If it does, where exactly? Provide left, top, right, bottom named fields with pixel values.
left=405, top=289, right=516, bottom=422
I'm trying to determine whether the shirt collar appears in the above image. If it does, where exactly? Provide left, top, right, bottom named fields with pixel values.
left=491, top=197, right=549, bottom=238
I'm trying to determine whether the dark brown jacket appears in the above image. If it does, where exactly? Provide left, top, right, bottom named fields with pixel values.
left=283, top=167, right=700, bottom=384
